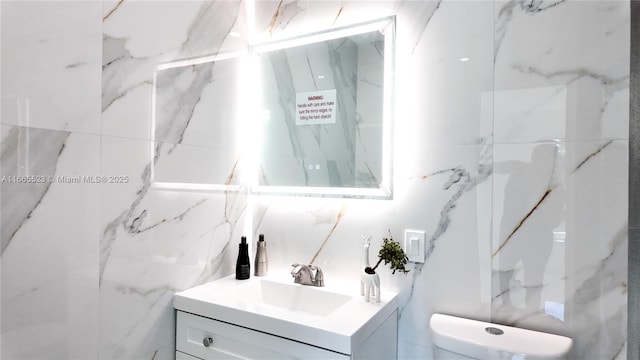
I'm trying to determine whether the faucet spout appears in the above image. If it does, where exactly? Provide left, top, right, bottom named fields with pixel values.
left=291, top=263, right=324, bottom=287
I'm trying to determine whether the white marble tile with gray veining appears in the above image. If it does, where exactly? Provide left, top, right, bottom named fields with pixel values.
left=0, top=1, right=630, bottom=360
left=98, top=135, right=248, bottom=359
left=491, top=140, right=628, bottom=359
left=394, top=0, right=442, bottom=55
left=494, top=0, right=629, bottom=143
left=1, top=127, right=100, bottom=360
left=98, top=2, right=249, bottom=358
left=102, top=1, right=244, bottom=141
left=0, top=1, right=102, bottom=134
left=152, top=55, right=244, bottom=186
left=394, top=0, right=495, bottom=146
left=0, top=126, right=70, bottom=254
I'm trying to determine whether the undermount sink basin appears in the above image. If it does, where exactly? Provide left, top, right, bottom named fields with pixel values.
left=218, top=278, right=352, bottom=316
left=173, top=274, right=398, bottom=355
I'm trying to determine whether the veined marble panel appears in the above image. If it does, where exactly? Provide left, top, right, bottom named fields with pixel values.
left=394, top=0, right=495, bottom=146
left=1, top=126, right=69, bottom=254
left=253, top=1, right=394, bottom=43
left=491, top=140, right=628, bottom=359
left=394, top=144, right=492, bottom=351
left=154, top=55, right=243, bottom=148
left=0, top=1, right=102, bottom=134
left=99, top=135, right=247, bottom=359
left=153, top=55, right=244, bottom=187
left=100, top=2, right=250, bottom=358
left=1, top=125, right=100, bottom=359
left=494, top=0, right=630, bottom=143
left=102, top=0, right=246, bottom=141
left=153, top=142, right=243, bottom=187
left=492, top=1, right=629, bottom=358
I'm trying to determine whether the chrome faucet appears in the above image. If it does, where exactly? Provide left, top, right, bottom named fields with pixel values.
left=291, top=263, right=324, bottom=287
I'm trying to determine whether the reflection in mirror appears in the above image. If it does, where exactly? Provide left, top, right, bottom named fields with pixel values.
left=151, top=53, right=245, bottom=191
left=253, top=17, right=395, bottom=198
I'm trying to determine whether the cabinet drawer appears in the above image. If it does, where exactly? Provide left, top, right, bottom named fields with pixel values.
left=176, top=311, right=350, bottom=360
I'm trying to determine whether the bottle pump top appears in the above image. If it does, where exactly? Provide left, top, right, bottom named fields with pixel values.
left=236, top=236, right=250, bottom=280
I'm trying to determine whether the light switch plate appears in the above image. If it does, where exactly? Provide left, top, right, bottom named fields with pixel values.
left=404, top=229, right=425, bottom=263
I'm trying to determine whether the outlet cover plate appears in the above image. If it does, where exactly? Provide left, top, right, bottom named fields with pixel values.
left=404, top=229, right=425, bottom=263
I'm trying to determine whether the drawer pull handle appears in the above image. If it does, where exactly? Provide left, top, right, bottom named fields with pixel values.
left=203, top=336, right=214, bottom=347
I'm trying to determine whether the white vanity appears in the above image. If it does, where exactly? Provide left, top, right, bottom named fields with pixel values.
left=173, top=275, right=398, bottom=359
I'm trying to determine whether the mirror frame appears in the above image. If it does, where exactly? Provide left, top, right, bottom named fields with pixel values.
left=250, top=16, right=395, bottom=199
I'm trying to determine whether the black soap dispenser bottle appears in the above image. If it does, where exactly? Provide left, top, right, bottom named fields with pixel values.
left=236, top=236, right=250, bottom=280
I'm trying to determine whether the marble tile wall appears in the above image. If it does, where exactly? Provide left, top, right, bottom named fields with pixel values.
left=492, top=2, right=629, bottom=359
left=1, top=1, right=102, bottom=359
left=100, top=1, right=249, bottom=358
left=2, top=1, right=250, bottom=359
left=254, top=0, right=629, bottom=359
left=0, top=1, right=629, bottom=359
left=253, top=2, right=495, bottom=358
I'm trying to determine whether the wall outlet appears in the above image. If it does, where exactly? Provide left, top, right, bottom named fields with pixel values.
left=404, top=229, right=425, bottom=263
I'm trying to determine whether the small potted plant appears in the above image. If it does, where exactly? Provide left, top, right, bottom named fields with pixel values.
left=365, top=236, right=410, bottom=275
left=361, top=231, right=409, bottom=303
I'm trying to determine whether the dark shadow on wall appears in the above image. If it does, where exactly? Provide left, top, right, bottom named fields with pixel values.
left=494, top=144, right=563, bottom=315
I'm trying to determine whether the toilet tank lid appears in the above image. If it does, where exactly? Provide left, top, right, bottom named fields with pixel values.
left=430, top=313, right=573, bottom=359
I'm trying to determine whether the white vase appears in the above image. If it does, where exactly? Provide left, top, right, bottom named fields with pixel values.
left=361, top=271, right=380, bottom=303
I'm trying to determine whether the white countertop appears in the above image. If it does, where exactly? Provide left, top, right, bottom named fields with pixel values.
left=173, top=274, right=398, bottom=355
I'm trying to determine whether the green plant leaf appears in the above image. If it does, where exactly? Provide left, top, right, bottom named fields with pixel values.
left=371, top=236, right=410, bottom=274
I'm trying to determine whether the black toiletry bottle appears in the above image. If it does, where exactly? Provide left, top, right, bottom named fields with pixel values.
left=236, top=236, right=250, bottom=280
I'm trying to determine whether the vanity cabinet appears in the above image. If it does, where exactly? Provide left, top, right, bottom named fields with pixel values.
left=175, top=310, right=398, bottom=360
left=174, top=276, right=399, bottom=360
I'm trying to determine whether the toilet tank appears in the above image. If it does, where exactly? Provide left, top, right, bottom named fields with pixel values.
left=429, top=313, right=573, bottom=360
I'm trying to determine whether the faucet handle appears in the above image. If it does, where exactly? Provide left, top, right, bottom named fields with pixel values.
left=291, top=263, right=303, bottom=276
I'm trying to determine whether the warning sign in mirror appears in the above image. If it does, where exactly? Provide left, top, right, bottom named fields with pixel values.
left=295, top=89, right=337, bottom=125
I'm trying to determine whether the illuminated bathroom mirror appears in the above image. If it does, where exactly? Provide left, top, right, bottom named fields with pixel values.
left=151, top=52, right=246, bottom=191
left=252, top=16, right=395, bottom=198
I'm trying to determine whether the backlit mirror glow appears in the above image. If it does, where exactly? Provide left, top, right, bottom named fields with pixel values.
left=253, top=16, right=395, bottom=198
left=151, top=52, right=246, bottom=192
left=150, top=17, right=395, bottom=199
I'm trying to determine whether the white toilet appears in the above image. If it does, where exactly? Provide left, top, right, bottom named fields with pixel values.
left=430, top=313, right=573, bottom=360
